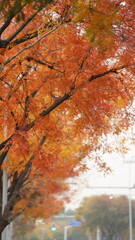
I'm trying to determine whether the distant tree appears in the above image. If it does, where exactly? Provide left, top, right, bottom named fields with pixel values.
left=30, top=234, right=38, bottom=240
left=64, top=209, right=75, bottom=216
left=68, top=227, right=88, bottom=240
left=76, top=195, right=135, bottom=240
left=13, top=215, right=36, bottom=240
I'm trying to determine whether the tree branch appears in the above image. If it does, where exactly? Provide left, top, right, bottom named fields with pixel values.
left=0, top=65, right=129, bottom=152
left=6, top=21, right=56, bottom=49
left=1, top=135, right=46, bottom=228
left=25, top=56, right=64, bottom=73
left=0, top=1, right=26, bottom=35
left=88, top=68, right=118, bottom=81
left=0, top=149, right=10, bottom=166
left=6, top=11, right=40, bottom=43
left=0, top=17, right=66, bottom=71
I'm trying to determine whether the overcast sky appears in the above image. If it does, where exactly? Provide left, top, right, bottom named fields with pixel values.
left=66, top=140, right=135, bottom=209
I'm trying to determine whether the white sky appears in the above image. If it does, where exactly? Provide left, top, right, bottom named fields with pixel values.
left=66, top=144, right=135, bottom=209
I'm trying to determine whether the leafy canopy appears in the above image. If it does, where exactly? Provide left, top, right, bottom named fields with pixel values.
left=0, top=0, right=134, bottom=234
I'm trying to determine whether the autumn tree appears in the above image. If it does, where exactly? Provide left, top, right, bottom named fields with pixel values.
left=76, top=195, right=135, bottom=240
left=0, top=0, right=134, bottom=237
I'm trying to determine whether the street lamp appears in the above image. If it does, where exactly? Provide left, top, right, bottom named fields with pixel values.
left=64, top=226, right=72, bottom=240
left=124, top=160, right=135, bottom=240
left=51, top=224, right=56, bottom=231
left=64, top=220, right=81, bottom=240
left=37, top=221, right=56, bottom=240
left=128, top=162, right=132, bottom=240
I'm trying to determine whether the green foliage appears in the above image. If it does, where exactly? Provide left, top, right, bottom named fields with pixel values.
left=30, top=233, right=39, bottom=240
left=72, top=0, right=120, bottom=50
left=13, top=215, right=36, bottom=240
left=68, top=227, right=88, bottom=240
left=76, top=195, right=135, bottom=240
left=72, top=0, right=90, bottom=23
left=12, top=210, right=88, bottom=240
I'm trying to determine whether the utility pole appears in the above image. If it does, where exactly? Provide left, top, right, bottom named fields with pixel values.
left=2, top=116, right=12, bottom=240
left=128, top=161, right=132, bottom=240
left=96, top=227, right=101, bottom=240
left=86, top=182, right=135, bottom=240
left=124, top=160, right=135, bottom=240
left=64, top=226, right=72, bottom=240
left=2, top=167, right=8, bottom=240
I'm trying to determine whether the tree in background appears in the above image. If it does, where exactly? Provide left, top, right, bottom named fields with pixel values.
left=12, top=215, right=36, bottom=240
left=0, top=0, right=134, bottom=236
left=76, top=195, right=135, bottom=240
left=12, top=209, right=88, bottom=240
left=66, top=227, right=88, bottom=240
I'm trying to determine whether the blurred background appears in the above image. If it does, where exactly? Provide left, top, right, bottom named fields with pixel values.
left=12, top=138, right=135, bottom=240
